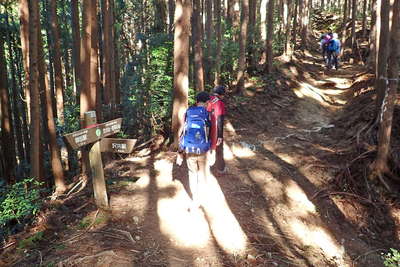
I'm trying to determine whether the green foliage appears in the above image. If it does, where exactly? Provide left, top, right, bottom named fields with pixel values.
left=18, top=231, right=44, bottom=249
left=121, top=33, right=173, bottom=138
left=0, top=178, right=43, bottom=242
left=383, top=248, right=400, bottom=267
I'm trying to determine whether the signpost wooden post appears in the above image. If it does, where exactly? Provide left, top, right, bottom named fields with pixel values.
left=64, top=111, right=134, bottom=208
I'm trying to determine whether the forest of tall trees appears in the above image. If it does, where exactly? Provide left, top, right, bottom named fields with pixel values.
left=0, top=0, right=400, bottom=264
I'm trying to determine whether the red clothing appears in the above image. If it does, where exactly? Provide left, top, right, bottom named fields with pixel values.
left=207, top=95, right=225, bottom=150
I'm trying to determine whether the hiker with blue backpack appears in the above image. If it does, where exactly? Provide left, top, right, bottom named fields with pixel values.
left=176, top=91, right=215, bottom=211
left=326, top=33, right=341, bottom=70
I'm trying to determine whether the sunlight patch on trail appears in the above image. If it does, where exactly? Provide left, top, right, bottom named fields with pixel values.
left=289, top=219, right=346, bottom=266
left=202, top=174, right=249, bottom=255
left=294, top=82, right=332, bottom=106
left=151, top=157, right=248, bottom=255
left=319, top=77, right=350, bottom=90
left=285, top=181, right=316, bottom=214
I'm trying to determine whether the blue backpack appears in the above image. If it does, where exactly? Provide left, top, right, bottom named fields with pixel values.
left=328, top=39, right=340, bottom=52
left=179, top=106, right=211, bottom=154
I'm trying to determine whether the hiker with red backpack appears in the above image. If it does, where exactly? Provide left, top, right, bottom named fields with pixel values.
left=207, top=85, right=227, bottom=174
left=320, top=32, right=332, bottom=64
left=176, top=91, right=214, bottom=211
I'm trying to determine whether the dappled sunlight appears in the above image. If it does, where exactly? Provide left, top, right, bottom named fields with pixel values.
left=321, top=77, right=350, bottom=89
left=228, top=142, right=256, bottom=159
left=202, top=173, right=249, bottom=255
left=157, top=196, right=211, bottom=249
left=285, top=181, right=316, bottom=214
left=294, top=82, right=329, bottom=105
left=275, top=152, right=296, bottom=165
left=289, top=219, right=346, bottom=265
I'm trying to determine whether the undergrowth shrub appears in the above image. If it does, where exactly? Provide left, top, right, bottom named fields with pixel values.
left=382, top=248, right=400, bottom=267
left=0, top=178, right=43, bottom=242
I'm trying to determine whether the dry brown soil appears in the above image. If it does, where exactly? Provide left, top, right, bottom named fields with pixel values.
left=2, top=50, right=396, bottom=267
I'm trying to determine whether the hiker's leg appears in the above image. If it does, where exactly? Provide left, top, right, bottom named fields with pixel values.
left=216, top=142, right=226, bottom=172
left=197, top=153, right=208, bottom=204
left=186, top=155, right=200, bottom=205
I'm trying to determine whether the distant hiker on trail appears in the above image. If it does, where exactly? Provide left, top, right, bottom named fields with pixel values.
left=176, top=91, right=214, bottom=211
left=207, top=85, right=227, bottom=174
left=319, top=32, right=332, bottom=63
left=326, top=33, right=341, bottom=70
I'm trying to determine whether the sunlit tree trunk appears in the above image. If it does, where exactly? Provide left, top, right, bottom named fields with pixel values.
left=193, top=0, right=205, bottom=91
left=236, top=0, right=249, bottom=93
left=19, top=0, right=31, bottom=125
left=81, top=0, right=92, bottom=175
left=90, top=0, right=100, bottom=119
left=266, top=0, right=274, bottom=72
left=171, top=0, right=191, bottom=146
left=49, top=0, right=65, bottom=125
left=0, top=32, right=16, bottom=183
left=372, top=0, right=400, bottom=187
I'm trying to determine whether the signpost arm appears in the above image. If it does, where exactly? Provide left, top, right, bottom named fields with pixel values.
left=85, top=111, right=109, bottom=208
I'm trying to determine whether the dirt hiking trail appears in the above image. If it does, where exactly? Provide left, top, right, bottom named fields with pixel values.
left=2, top=50, right=390, bottom=267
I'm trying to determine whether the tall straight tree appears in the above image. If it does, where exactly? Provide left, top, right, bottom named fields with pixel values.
left=362, top=0, right=368, bottom=37
left=350, top=0, right=357, bottom=53
left=205, top=0, right=213, bottom=86
left=260, top=0, right=268, bottom=63
left=0, top=34, right=16, bottom=183
left=236, top=0, right=249, bottom=93
left=248, top=0, right=257, bottom=71
left=374, top=0, right=390, bottom=113
left=214, top=0, right=222, bottom=85
left=6, top=15, right=25, bottom=165
left=19, top=0, right=30, bottom=124
left=341, top=0, right=349, bottom=52
left=80, top=0, right=93, bottom=175
left=171, top=0, right=191, bottom=145
left=37, top=27, right=67, bottom=194
left=372, top=0, right=400, bottom=187
left=49, top=0, right=65, bottom=124
left=283, top=0, right=293, bottom=56
left=90, top=0, right=100, bottom=119
left=71, top=0, right=81, bottom=101
left=29, top=0, right=42, bottom=181
left=193, top=0, right=205, bottom=91
left=368, top=0, right=378, bottom=71
left=265, top=0, right=274, bottom=72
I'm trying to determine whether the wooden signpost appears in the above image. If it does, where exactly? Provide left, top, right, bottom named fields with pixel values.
left=64, top=111, right=136, bottom=208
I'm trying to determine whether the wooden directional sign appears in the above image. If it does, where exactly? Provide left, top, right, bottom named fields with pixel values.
left=64, top=118, right=122, bottom=149
left=100, top=138, right=137, bottom=153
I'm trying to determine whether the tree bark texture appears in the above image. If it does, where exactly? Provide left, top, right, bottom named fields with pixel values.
left=171, top=0, right=191, bottom=145
left=266, top=0, right=275, bottom=72
left=236, top=0, right=249, bottom=93
left=193, top=0, right=205, bottom=91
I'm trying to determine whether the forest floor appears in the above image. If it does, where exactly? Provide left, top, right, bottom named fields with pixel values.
left=2, top=49, right=399, bottom=266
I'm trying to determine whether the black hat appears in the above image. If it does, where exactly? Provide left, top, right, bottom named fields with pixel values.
left=196, top=91, right=210, bottom=103
left=213, top=85, right=225, bottom=95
